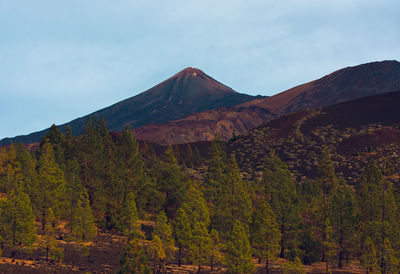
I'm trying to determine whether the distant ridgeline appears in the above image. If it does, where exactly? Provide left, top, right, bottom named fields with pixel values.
left=2, top=60, right=400, bottom=147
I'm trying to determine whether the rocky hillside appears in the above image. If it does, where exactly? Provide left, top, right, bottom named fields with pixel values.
left=133, top=106, right=276, bottom=145
left=229, top=90, right=400, bottom=182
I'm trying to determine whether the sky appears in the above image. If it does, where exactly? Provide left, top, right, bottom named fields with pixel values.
left=0, top=0, right=399, bottom=139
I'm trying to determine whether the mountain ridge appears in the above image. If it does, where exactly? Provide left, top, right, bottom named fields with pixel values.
left=241, top=60, right=400, bottom=114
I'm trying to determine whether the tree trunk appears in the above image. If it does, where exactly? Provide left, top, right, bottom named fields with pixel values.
left=381, top=183, right=386, bottom=273
left=338, top=213, right=344, bottom=268
left=211, top=247, right=214, bottom=271
left=11, top=217, right=16, bottom=258
left=178, top=245, right=182, bottom=267
left=10, top=249, right=15, bottom=258
left=266, top=258, right=270, bottom=274
left=280, top=223, right=285, bottom=258
left=322, top=191, right=327, bottom=262
left=197, top=264, right=201, bottom=274
left=46, top=246, right=49, bottom=261
left=42, top=210, right=46, bottom=231
left=325, top=260, right=328, bottom=274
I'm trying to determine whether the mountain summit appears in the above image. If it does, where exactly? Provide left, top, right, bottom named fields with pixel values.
left=0, top=67, right=257, bottom=145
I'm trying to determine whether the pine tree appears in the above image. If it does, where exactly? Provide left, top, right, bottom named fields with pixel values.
left=116, top=126, right=144, bottom=209
left=330, top=182, right=358, bottom=268
left=280, top=257, right=306, bottom=274
left=98, top=118, right=118, bottom=230
left=77, top=118, right=104, bottom=213
left=210, top=229, right=223, bottom=271
left=36, top=141, right=66, bottom=230
left=226, top=221, right=255, bottom=274
left=361, top=237, right=378, bottom=274
left=65, top=158, right=96, bottom=242
left=63, top=125, right=76, bottom=162
left=0, top=187, right=36, bottom=257
left=213, top=154, right=252, bottom=235
left=0, top=144, right=21, bottom=193
left=15, top=143, right=39, bottom=202
left=121, top=192, right=138, bottom=240
left=262, top=151, right=300, bottom=259
left=204, top=139, right=226, bottom=207
left=250, top=200, right=281, bottom=274
left=148, top=235, right=166, bottom=273
left=43, top=208, right=63, bottom=262
left=181, top=181, right=210, bottom=227
left=40, top=124, right=66, bottom=166
left=155, top=147, right=188, bottom=219
left=382, top=238, right=400, bottom=273
left=190, top=221, right=212, bottom=273
left=174, top=208, right=192, bottom=266
left=317, top=149, right=338, bottom=262
left=154, top=212, right=175, bottom=261
left=358, top=161, right=400, bottom=272
left=118, top=238, right=151, bottom=274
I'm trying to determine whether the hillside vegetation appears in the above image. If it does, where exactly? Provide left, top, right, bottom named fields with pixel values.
left=1, top=112, right=400, bottom=273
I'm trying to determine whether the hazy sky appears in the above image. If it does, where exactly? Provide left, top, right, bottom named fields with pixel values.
left=0, top=0, right=399, bottom=139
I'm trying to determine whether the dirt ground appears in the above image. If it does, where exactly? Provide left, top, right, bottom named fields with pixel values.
left=0, top=227, right=365, bottom=274
left=0, top=230, right=124, bottom=273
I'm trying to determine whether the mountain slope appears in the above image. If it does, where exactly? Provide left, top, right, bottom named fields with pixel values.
left=229, top=90, right=400, bottom=181
left=241, top=60, right=400, bottom=114
left=133, top=106, right=276, bottom=145
left=1, top=68, right=258, bottom=145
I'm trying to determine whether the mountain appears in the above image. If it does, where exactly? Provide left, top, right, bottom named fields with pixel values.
left=241, top=60, right=400, bottom=115
left=133, top=106, right=276, bottom=145
left=0, top=67, right=259, bottom=145
left=229, top=90, right=400, bottom=182
left=131, top=60, right=400, bottom=145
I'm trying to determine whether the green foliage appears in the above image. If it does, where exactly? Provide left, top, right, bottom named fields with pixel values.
left=43, top=208, right=63, bottom=262
left=382, top=238, right=400, bottom=273
left=316, top=148, right=338, bottom=263
left=0, top=187, right=37, bottom=257
left=173, top=208, right=192, bottom=266
left=226, top=221, right=255, bottom=274
left=148, top=235, right=166, bottom=273
left=360, top=237, right=378, bottom=273
left=40, top=124, right=66, bottom=166
left=36, top=141, right=66, bottom=230
left=190, top=221, right=212, bottom=271
left=280, top=257, right=306, bottom=274
left=121, top=192, right=139, bottom=239
left=15, top=143, right=38, bottom=202
left=330, top=182, right=358, bottom=268
left=182, top=181, right=210, bottom=227
left=298, top=225, right=322, bottom=265
left=155, top=147, right=188, bottom=218
left=213, top=154, right=253, bottom=235
left=118, top=238, right=151, bottom=274
left=358, top=161, right=400, bottom=272
left=210, top=229, right=223, bottom=271
left=116, top=126, right=145, bottom=219
left=65, top=159, right=96, bottom=242
left=262, top=151, right=300, bottom=259
left=250, top=200, right=281, bottom=273
left=77, top=118, right=106, bottom=216
left=0, top=144, right=22, bottom=193
left=154, top=212, right=175, bottom=260
left=204, top=139, right=226, bottom=206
